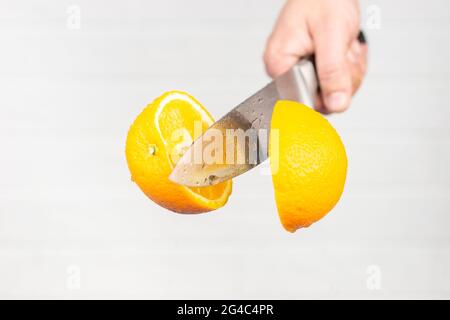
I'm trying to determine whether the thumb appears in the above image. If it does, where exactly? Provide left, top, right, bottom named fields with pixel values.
left=314, top=22, right=354, bottom=113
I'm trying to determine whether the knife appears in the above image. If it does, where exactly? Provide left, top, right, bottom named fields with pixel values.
left=170, top=31, right=366, bottom=187
left=168, top=56, right=319, bottom=187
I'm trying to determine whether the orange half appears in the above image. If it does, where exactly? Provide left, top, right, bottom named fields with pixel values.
left=125, top=91, right=232, bottom=213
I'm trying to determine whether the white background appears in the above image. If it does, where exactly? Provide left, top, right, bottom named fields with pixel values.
left=0, top=0, right=449, bottom=299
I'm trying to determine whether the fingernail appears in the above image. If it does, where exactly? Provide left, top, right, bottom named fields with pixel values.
left=325, top=92, right=349, bottom=112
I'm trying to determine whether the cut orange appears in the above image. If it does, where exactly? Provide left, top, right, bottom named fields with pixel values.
left=126, top=92, right=347, bottom=231
left=269, top=101, right=347, bottom=232
left=125, top=91, right=232, bottom=213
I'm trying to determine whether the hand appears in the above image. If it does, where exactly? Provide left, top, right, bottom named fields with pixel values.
left=264, top=0, right=368, bottom=114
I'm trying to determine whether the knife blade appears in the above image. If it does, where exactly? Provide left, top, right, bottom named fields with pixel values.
left=169, top=58, right=318, bottom=187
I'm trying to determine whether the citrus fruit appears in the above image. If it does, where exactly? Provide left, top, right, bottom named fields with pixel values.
left=125, top=91, right=232, bottom=213
left=269, top=101, right=347, bottom=232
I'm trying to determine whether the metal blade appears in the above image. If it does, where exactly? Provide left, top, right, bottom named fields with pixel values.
left=169, top=59, right=318, bottom=187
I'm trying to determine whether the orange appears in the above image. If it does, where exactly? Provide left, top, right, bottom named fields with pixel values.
left=125, top=91, right=232, bottom=213
left=269, top=101, right=347, bottom=232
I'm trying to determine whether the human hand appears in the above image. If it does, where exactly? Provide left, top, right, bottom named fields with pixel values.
left=264, top=0, right=368, bottom=114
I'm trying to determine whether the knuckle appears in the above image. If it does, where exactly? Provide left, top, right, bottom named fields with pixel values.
left=264, top=38, right=283, bottom=63
left=263, top=43, right=286, bottom=77
left=263, top=48, right=274, bottom=66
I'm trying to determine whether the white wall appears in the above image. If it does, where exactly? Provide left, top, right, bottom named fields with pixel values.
left=0, top=0, right=449, bottom=298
